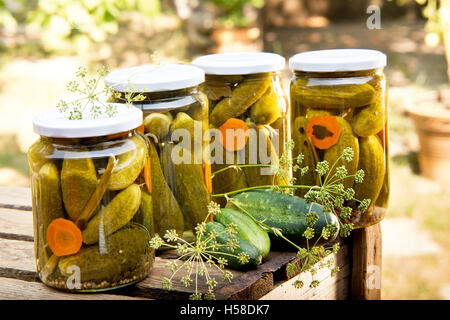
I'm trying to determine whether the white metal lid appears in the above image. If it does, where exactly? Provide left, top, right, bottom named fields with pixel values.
left=33, top=103, right=143, bottom=138
left=192, top=52, right=286, bottom=75
left=104, top=64, right=205, bottom=92
left=289, top=49, right=387, bottom=72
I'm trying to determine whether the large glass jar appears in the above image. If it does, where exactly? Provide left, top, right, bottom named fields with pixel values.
left=28, top=105, right=154, bottom=291
left=192, top=52, right=289, bottom=207
left=104, top=64, right=210, bottom=238
left=289, top=49, right=389, bottom=228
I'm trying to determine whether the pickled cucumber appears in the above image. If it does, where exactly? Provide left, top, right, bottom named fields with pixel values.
left=243, top=120, right=282, bottom=187
left=59, top=227, right=150, bottom=283
left=173, top=162, right=210, bottom=230
left=148, top=139, right=184, bottom=237
left=171, top=112, right=204, bottom=165
left=292, top=116, right=317, bottom=197
left=292, top=78, right=375, bottom=109
left=143, top=113, right=172, bottom=142
left=133, top=190, right=154, bottom=235
left=323, top=117, right=359, bottom=189
left=210, top=76, right=271, bottom=127
left=270, top=117, right=287, bottom=158
left=212, top=150, right=248, bottom=207
left=61, top=154, right=98, bottom=221
left=354, top=135, right=386, bottom=208
left=160, top=142, right=176, bottom=190
left=351, top=95, right=384, bottom=137
left=109, top=135, right=147, bottom=190
left=250, top=85, right=282, bottom=125
left=28, top=139, right=53, bottom=172
left=82, top=184, right=142, bottom=245
left=189, top=92, right=209, bottom=123
left=36, top=162, right=65, bottom=233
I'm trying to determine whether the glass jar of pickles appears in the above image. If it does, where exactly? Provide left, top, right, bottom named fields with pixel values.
left=104, top=64, right=210, bottom=238
left=289, top=49, right=389, bottom=228
left=28, top=104, right=154, bottom=291
left=192, top=52, right=289, bottom=207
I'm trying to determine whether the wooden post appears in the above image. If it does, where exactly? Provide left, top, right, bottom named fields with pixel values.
left=351, top=223, right=382, bottom=300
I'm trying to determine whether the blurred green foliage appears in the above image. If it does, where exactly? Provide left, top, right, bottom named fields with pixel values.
left=206, top=0, right=264, bottom=28
left=0, top=0, right=18, bottom=31
left=1, top=0, right=161, bottom=53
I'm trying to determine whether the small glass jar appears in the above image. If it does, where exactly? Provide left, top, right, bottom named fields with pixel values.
left=192, top=52, right=289, bottom=207
left=289, top=49, right=389, bottom=228
left=105, top=64, right=210, bottom=237
left=28, top=105, right=154, bottom=292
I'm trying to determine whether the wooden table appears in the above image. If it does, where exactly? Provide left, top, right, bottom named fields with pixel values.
left=0, top=186, right=381, bottom=300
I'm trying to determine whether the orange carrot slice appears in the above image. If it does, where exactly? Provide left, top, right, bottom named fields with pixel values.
left=306, top=116, right=342, bottom=150
left=46, top=218, right=82, bottom=257
left=204, top=163, right=212, bottom=194
left=144, top=156, right=152, bottom=194
left=219, top=118, right=249, bottom=151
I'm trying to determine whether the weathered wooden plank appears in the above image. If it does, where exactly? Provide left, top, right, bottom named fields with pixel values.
left=214, top=251, right=298, bottom=300
left=351, top=223, right=382, bottom=300
left=0, top=187, right=32, bottom=211
left=260, top=245, right=350, bottom=300
left=0, top=277, right=148, bottom=300
left=0, top=208, right=33, bottom=241
left=0, top=238, right=35, bottom=273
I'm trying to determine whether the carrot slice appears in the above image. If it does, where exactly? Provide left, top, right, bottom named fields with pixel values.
left=46, top=218, right=82, bottom=257
left=138, top=123, right=145, bottom=134
left=219, top=118, right=249, bottom=151
left=144, top=156, right=152, bottom=194
left=306, top=116, right=342, bottom=150
left=204, top=163, right=212, bottom=194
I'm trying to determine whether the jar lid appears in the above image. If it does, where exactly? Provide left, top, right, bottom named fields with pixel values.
left=192, top=52, right=286, bottom=75
left=33, top=103, right=143, bottom=138
left=289, top=49, right=387, bottom=72
left=104, top=64, right=205, bottom=92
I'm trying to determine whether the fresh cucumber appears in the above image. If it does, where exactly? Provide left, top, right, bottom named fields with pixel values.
left=214, top=208, right=270, bottom=259
left=203, top=222, right=262, bottom=270
left=226, top=190, right=339, bottom=249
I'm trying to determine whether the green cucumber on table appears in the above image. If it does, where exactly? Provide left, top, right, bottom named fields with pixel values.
left=226, top=189, right=340, bottom=249
left=203, top=222, right=262, bottom=270
left=214, top=208, right=271, bottom=259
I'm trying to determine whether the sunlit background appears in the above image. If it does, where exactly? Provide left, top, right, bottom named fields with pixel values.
left=0, top=0, right=449, bottom=300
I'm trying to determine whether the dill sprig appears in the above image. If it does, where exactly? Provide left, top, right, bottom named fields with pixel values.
left=56, top=66, right=146, bottom=120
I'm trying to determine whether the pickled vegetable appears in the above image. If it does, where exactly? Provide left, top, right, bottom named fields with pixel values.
left=108, top=135, right=147, bottom=190
left=323, top=117, right=359, bottom=189
left=212, top=149, right=248, bottom=207
left=173, top=162, right=210, bottom=230
left=148, top=139, right=184, bottom=237
left=171, top=112, right=203, bottom=152
left=133, top=190, right=154, bottom=235
left=292, top=78, right=375, bottom=109
left=82, top=184, right=142, bottom=245
left=59, top=227, right=150, bottom=283
left=61, top=155, right=98, bottom=221
left=209, top=75, right=271, bottom=127
left=250, top=85, right=282, bottom=125
left=36, top=162, right=65, bottom=232
left=143, top=113, right=172, bottom=142
left=351, top=94, right=384, bottom=137
left=292, top=116, right=317, bottom=197
left=243, top=120, right=283, bottom=187
left=353, top=135, right=385, bottom=208
left=28, top=139, right=53, bottom=172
